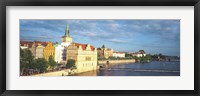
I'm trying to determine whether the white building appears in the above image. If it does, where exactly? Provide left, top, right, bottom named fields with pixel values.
left=54, top=44, right=62, bottom=63
left=20, top=41, right=30, bottom=50
left=55, top=24, right=72, bottom=64
left=131, top=50, right=146, bottom=57
left=132, top=53, right=146, bottom=57
left=112, top=52, right=125, bottom=58
left=67, top=43, right=98, bottom=73
left=20, top=46, right=28, bottom=49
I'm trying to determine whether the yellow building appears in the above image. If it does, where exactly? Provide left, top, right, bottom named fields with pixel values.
left=67, top=43, right=97, bottom=73
left=43, top=42, right=55, bottom=61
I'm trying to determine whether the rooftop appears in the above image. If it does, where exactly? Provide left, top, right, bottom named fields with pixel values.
left=74, top=43, right=95, bottom=51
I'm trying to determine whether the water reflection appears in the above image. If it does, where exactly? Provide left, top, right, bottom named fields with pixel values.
left=72, top=61, right=180, bottom=76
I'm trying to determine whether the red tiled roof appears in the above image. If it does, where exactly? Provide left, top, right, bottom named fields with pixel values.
left=33, top=41, right=48, bottom=46
left=74, top=43, right=95, bottom=51
left=41, top=42, right=48, bottom=46
left=20, top=41, right=48, bottom=48
left=20, top=41, right=33, bottom=48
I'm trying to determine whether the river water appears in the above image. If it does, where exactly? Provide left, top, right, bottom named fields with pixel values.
left=72, top=61, right=180, bottom=76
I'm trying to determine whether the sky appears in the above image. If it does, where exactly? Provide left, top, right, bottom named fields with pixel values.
left=20, top=19, right=180, bottom=56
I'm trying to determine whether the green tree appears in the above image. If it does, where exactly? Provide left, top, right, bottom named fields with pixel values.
left=108, top=56, right=117, bottom=60
left=125, top=53, right=133, bottom=58
left=48, top=55, right=57, bottom=70
left=145, top=54, right=152, bottom=61
left=66, top=59, right=76, bottom=69
left=20, top=48, right=34, bottom=74
left=20, top=48, right=25, bottom=71
left=34, top=58, right=48, bottom=73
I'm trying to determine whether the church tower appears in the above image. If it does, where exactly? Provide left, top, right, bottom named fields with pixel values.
left=62, top=24, right=72, bottom=43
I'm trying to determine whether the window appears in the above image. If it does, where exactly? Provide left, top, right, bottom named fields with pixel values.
left=85, top=57, right=91, bottom=61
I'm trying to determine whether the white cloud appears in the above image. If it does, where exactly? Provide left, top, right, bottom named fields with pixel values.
left=106, top=39, right=127, bottom=43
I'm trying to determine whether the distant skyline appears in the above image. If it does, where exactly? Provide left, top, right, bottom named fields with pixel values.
left=20, top=19, right=180, bottom=56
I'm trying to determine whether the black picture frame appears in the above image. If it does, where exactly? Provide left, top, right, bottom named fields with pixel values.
left=0, top=0, right=199, bottom=96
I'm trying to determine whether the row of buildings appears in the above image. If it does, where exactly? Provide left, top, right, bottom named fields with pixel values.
left=20, top=25, right=98, bottom=73
left=97, top=45, right=146, bottom=59
left=20, top=24, right=147, bottom=73
left=97, top=45, right=126, bottom=58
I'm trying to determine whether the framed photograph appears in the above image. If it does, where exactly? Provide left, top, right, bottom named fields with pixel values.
left=0, top=0, right=199, bottom=96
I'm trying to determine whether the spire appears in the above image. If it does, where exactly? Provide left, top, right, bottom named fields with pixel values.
left=65, top=24, right=70, bottom=36
left=102, top=45, right=105, bottom=48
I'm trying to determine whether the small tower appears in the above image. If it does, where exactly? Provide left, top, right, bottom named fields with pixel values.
left=62, top=24, right=72, bottom=43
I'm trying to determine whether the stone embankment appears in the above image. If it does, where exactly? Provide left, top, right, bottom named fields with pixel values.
left=32, top=69, right=76, bottom=76
left=31, top=59, right=135, bottom=76
left=98, top=59, right=135, bottom=64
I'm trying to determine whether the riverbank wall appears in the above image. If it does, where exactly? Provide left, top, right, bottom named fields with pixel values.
left=98, top=59, right=135, bottom=64
left=32, top=69, right=75, bottom=76
left=31, top=59, right=135, bottom=76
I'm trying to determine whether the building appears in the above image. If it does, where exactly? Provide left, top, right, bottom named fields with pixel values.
left=131, top=50, right=146, bottom=57
left=20, top=41, right=32, bottom=49
left=30, top=42, right=37, bottom=57
left=43, top=42, right=55, bottom=61
left=54, top=44, right=61, bottom=63
left=35, top=44, right=45, bottom=59
left=61, top=24, right=72, bottom=44
left=67, top=43, right=97, bottom=73
left=97, top=45, right=113, bottom=59
left=55, top=24, right=72, bottom=64
left=20, top=41, right=48, bottom=58
left=54, top=44, right=62, bottom=63
left=113, top=52, right=125, bottom=58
